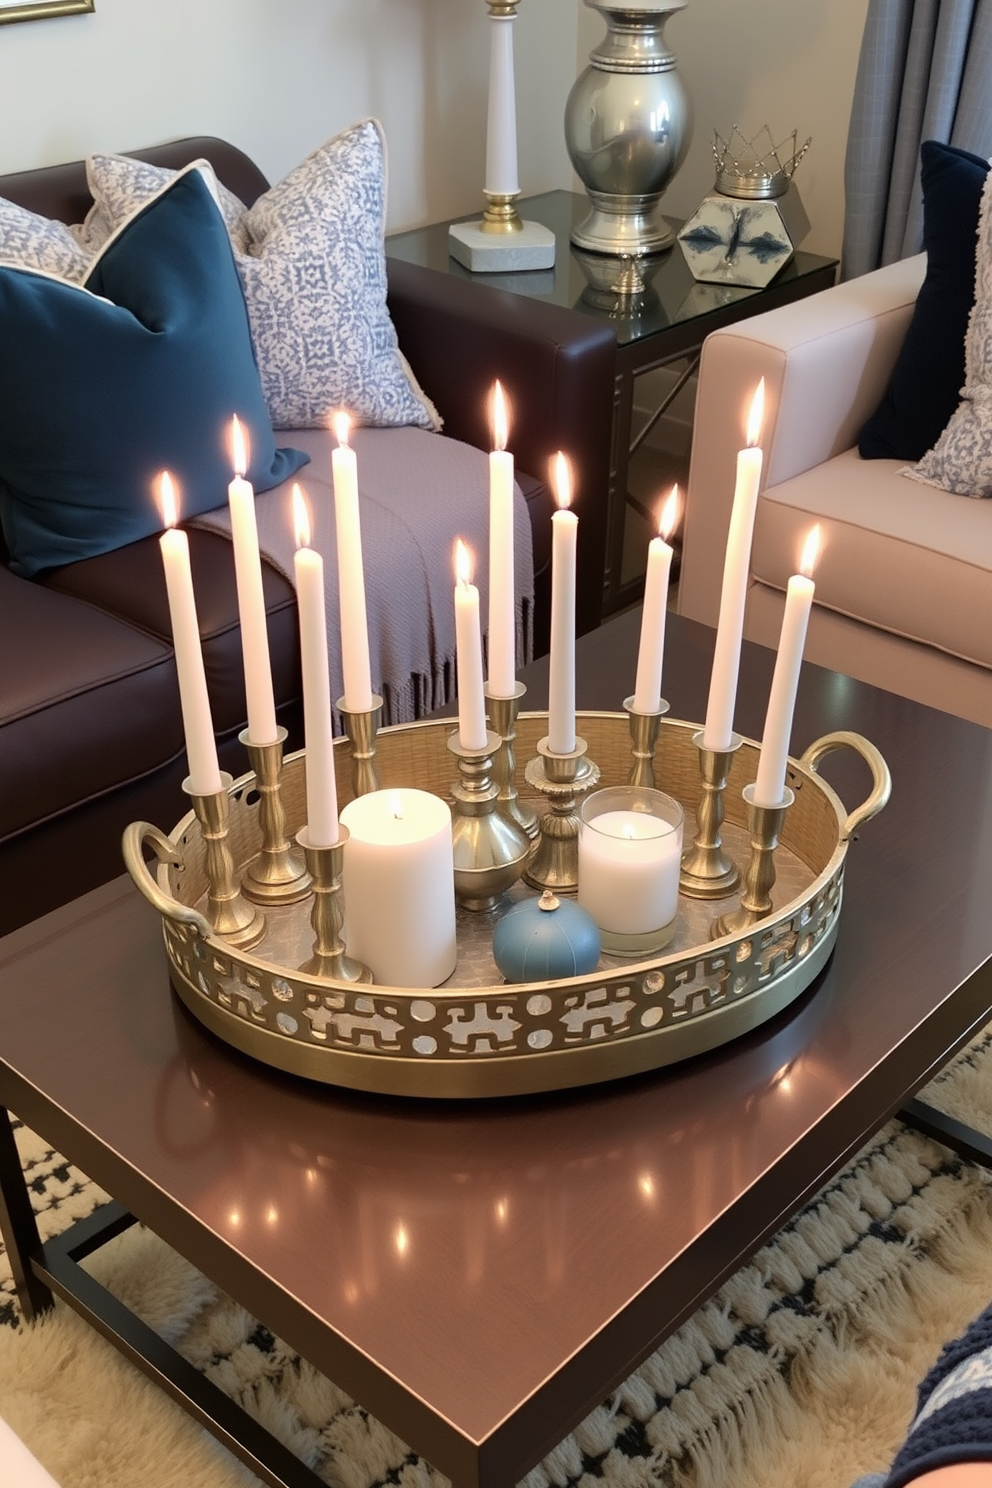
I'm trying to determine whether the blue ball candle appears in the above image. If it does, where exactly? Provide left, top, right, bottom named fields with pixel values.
left=493, top=890, right=601, bottom=984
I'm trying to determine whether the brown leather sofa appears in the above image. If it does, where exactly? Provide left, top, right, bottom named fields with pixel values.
left=0, top=137, right=615, bottom=935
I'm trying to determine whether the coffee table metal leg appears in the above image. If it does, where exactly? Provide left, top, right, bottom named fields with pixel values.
left=900, top=1096, right=992, bottom=1170
left=0, top=1106, right=54, bottom=1321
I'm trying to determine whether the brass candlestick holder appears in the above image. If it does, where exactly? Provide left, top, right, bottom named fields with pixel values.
left=186, top=774, right=266, bottom=949
left=486, top=683, right=538, bottom=841
left=714, top=785, right=795, bottom=938
left=238, top=728, right=310, bottom=905
left=447, top=728, right=531, bottom=911
left=679, top=731, right=743, bottom=900
left=623, top=696, right=670, bottom=789
left=523, top=736, right=601, bottom=893
left=338, top=695, right=384, bottom=798
left=296, top=826, right=372, bottom=982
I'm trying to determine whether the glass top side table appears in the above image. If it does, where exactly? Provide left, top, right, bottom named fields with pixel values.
left=387, top=190, right=838, bottom=617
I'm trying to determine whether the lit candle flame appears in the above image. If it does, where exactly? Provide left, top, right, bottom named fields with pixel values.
left=492, top=380, right=509, bottom=453
left=332, top=411, right=352, bottom=447
left=800, top=523, right=821, bottom=578
left=745, top=378, right=765, bottom=448
left=158, top=470, right=178, bottom=529
left=390, top=792, right=404, bottom=821
left=659, top=484, right=680, bottom=542
left=292, top=483, right=312, bottom=549
left=552, top=451, right=572, bottom=511
left=230, top=413, right=248, bottom=478
left=454, top=537, right=473, bottom=586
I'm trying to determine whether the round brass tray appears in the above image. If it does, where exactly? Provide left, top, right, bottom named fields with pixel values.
left=124, top=713, right=889, bottom=1099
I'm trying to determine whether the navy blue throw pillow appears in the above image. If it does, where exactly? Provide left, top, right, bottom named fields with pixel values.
left=0, top=167, right=308, bottom=578
left=859, top=140, right=990, bottom=463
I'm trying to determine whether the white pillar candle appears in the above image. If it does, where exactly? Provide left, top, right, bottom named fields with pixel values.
left=227, top=415, right=278, bottom=746
left=487, top=380, right=517, bottom=698
left=340, top=788, right=457, bottom=987
left=157, top=472, right=223, bottom=796
left=632, top=485, right=680, bottom=714
left=454, top=540, right=489, bottom=751
left=752, top=526, right=820, bottom=808
left=485, top=12, right=519, bottom=198
left=292, top=485, right=340, bottom=848
left=703, top=380, right=766, bottom=752
left=331, top=413, right=373, bottom=712
left=548, top=452, right=577, bottom=755
left=579, top=805, right=682, bottom=936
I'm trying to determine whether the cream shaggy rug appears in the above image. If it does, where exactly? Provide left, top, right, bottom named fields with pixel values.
left=4, top=1029, right=992, bottom=1488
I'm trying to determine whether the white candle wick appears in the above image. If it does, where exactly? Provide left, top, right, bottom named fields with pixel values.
left=333, top=410, right=351, bottom=448
left=492, top=379, right=509, bottom=453
left=746, top=377, right=766, bottom=449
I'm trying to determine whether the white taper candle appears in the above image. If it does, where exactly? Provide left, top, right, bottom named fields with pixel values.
left=703, top=380, right=766, bottom=751
left=292, top=485, right=340, bottom=847
left=632, top=485, right=680, bottom=714
left=548, top=453, right=577, bottom=755
left=331, top=412, right=373, bottom=712
left=752, top=526, right=820, bottom=808
left=454, top=540, right=489, bottom=752
left=227, top=415, right=278, bottom=746
left=157, top=472, right=223, bottom=796
left=487, top=380, right=517, bottom=697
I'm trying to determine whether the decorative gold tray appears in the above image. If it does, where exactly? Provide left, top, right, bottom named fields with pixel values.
left=124, top=713, right=889, bottom=1099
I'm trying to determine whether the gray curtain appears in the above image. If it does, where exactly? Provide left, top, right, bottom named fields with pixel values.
left=842, top=0, right=992, bottom=280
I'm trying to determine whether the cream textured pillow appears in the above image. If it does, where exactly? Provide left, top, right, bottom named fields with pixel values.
left=0, top=196, right=92, bottom=281
left=85, top=122, right=440, bottom=433
left=906, top=159, right=992, bottom=497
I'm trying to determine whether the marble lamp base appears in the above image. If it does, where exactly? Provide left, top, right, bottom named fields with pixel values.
left=448, top=218, right=556, bottom=272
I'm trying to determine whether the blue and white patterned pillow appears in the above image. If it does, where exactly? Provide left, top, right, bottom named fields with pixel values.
left=906, top=158, right=992, bottom=497
left=84, top=121, right=441, bottom=433
left=0, top=196, right=91, bottom=282
left=75, top=154, right=248, bottom=250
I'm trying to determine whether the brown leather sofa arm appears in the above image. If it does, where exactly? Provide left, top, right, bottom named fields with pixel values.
left=386, top=258, right=616, bottom=638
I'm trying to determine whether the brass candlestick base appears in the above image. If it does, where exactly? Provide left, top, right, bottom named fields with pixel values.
left=714, top=785, right=795, bottom=938
left=486, top=683, right=538, bottom=841
left=447, top=729, right=531, bottom=911
left=679, top=731, right=743, bottom=900
left=623, top=696, right=670, bottom=789
left=239, top=728, right=310, bottom=905
left=523, top=737, right=601, bottom=894
left=338, top=694, right=384, bottom=798
left=186, top=774, right=266, bottom=949
left=296, top=827, right=372, bottom=983
left=481, top=192, right=524, bottom=234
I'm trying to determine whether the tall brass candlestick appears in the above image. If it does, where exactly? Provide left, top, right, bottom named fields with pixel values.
left=296, top=827, right=372, bottom=982
left=714, top=785, right=794, bottom=937
left=679, top=731, right=742, bottom=899
left=523, top=736, right=600, bottom=893
left=239, top=728, right=310, bottom=905
left=623, top=695, right=669, bottom=789
left=186, top=774, right=266, bottom=949
left=448, top=728, right=531, bottom=910
left=486, top=683, right=538, bottom=840
left=338, top=694, right=384, bottom=798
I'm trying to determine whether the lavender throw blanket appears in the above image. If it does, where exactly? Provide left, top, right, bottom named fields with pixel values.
left=193, top=425, right=535, bottom=726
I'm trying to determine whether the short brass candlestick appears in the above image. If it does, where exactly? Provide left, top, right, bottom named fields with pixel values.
left=623, top=696, right=670, bottom=789
left=523, top=737, right=601, bottom=894
left=486, top=683, right=538, bottom=840
left=713, top=785, right=795, bottom=938
left=338, top=694, right=384, bottom=798
left=679, top=731, right=743, bottom=900
left=296, top=826, right=372, bottom=982
left=448, top=729, right=531, bottom=911
left=239, top=728, right=310, bottom=905
left=186, top=774, right=266, bottom=950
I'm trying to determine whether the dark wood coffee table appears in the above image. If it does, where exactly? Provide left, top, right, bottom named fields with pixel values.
left=2, top=610, right=992, bottom=1488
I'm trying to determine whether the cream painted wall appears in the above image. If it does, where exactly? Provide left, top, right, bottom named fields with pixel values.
left=0, top=0, right=577, bottom=232
left=574, top=0, right=870, bottom=259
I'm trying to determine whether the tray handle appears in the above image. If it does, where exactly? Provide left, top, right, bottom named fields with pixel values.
left=122, top=822, right=212, bottom=939
left=799, top=731, right=891, bottom=842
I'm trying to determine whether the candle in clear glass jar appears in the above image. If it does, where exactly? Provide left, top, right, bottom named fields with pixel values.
left=578, top=787, right=683, bottom=939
